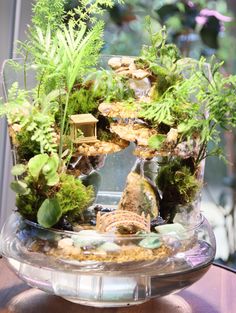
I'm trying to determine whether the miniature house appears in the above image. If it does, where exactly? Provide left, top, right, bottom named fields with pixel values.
left=70, top=114, right=98, bottom=144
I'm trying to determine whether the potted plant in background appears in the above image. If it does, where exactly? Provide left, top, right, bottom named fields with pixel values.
left=0, top=0, right=236, bottom=307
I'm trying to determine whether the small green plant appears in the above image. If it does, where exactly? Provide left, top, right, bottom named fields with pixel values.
left=11, top=154, right=60, bottom=223
left=85, top=69, right=134, bottom=102
left=56, top=173, right=94, bottom=223
left=3, top=0, right=236, bottom=229
left=134, top=22, right=236, bottom=169
left=0, top=83, right=59, bottom=159
left=157, top=160, right=200, bottom=204
left=156, top=159, right=201, bottom=221
left=31, top=0, right=65, bottom=35
left=11, top=154, right=94, bottom=228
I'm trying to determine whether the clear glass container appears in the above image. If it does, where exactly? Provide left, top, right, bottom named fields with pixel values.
left=0, top=212, right=215, bottom=307
left=0, top=57, right=216, bottom=307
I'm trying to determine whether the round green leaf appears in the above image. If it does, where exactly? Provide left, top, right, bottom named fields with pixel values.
left=37, top=198, right=62, bottom=228
left=46, top=173, right=59, bottom=186
left=11, top=164, right=27, bottom=176
left=28, top=154, right=49, bottom=179
left=10, top=181, right=29, bottom=194
left=42, top=154, right=59, bottom=175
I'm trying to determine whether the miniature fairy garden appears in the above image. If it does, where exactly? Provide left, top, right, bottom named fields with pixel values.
left=1, top=0, right=236, bottom=266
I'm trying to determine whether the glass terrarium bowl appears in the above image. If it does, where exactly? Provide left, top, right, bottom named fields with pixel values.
left=1, top=57, right=216, bottom=307
left=0, top=211, right=215, bottom=307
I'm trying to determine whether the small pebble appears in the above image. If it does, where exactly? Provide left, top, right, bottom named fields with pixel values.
left=63, top=246, right=81, bottom=256
left=55, top=218, right=73, bottom=231
left=93, top=205, right=103, bottom=212
left=58, top=238, right=73, bottom=249
left=139, top=233, right=162, bottom=249
left=132, top=69, right=149, bottom=80
left=121, top=56, right=134, bottom=66
left=101, top=207, right=115, bottom=213
left=98, top=242, right=121, bottom=253
left=72, top=230, right=105, bottom=248
left=151, top=216, right=165, bottom=231
left=155, top=223, right=188, bottom=239
left=89, top=219, right=97, bottom=226
left=108, top=57, right=122, bottom=69
left=82, top=245, right=94, bottom=251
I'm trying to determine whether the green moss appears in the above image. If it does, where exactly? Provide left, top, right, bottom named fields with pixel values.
left=86, top=70, right=135, bottom=103
left=16, top=188, right=44, bottom=221
left=55, top=88, right=99, bottom=129
left=69, top=88, right=99, bottom=114
left=157, top=159, right=200, bottom=205
left=16, top=172, right=94, bottom=225
left=150, top=67, right=181, bottom=99
left=97, top=129, right=113, bottom=141
left=156, top=159, right=201, bottom=221
left=56, top=173, right=94, bottom=222
left=16, top=128, right=41, bottom=161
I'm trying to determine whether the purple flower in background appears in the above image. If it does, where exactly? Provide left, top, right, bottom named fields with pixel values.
left=196, top=9, right=232, bottom=27
left=156, top=1, right=233, bottom=50
left=196, top=9, right=233, bottom=49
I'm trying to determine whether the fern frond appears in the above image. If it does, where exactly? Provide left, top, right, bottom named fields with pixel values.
left=74, top=0, right=124, bottom=24
left=31, top=0, right=65, bottom=35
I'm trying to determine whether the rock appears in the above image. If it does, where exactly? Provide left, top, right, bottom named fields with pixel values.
left=58, top=238, right=73, bottom=249
left=174, top=139, right=200, bottom=159
left=62, top=245, right=81, bottom=257
left=98, top=102, right=113, bottom=116
left=72, top=230, right=105, bottom=248
left=150, top=216, right=166, bottom=231
left=116, top=66, right=129, bottom=73
left=115, top=66, right=131, bottom=76
left=139, top=233, right=162, bottom=249
left=93, top=204, right=103, bottom=212
left=129, top=78, right=151, bottom=98
left=76, top=140, right=128, bottom=156
left=134, top=146, right=157, bottom=159
left=110, top=123, right=157, bottom=146
left=166, top=128, right=178, bottom=144
left=98, top=242, right=121, bottom=253
left=129, top=62, right=137, bottom=71
left=101, top=207, right=116, bottom=213
left=98, top=102, right=139, bottom=119
left=89, top=219, right=97, bottom=226
left=108, top=57, right=122, bottom=69
left=118, top=172, right=159, bottom=218
left=132, top=69, right=150, bottom=80
left=55, top=218, right=73, bottom=231
left=155, top=223, right=188, bottom=239
left=121, top=56, right=134, bottom=66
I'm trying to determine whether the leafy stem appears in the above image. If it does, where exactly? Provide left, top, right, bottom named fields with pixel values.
left=59, top=91, right=70, bottom=161
left=23, top=51, right=29, bottom=90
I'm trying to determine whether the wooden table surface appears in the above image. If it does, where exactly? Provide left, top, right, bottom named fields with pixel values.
left=0, top=258, right=235, bottom=313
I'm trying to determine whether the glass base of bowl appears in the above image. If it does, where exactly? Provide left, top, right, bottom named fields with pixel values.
left=62, top=298, right=149, bottom=307
left=1, top=213, right=216, bottom=307
left=7, top=256, right=212, bottom=307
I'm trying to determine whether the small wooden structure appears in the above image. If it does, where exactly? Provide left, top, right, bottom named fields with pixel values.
left=69, top=114, right=98, bottom=144
left=96, top=210, right=151, bottom=233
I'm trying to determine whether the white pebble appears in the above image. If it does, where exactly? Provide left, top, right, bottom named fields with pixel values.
left=58, top=238, right=73, bottom=249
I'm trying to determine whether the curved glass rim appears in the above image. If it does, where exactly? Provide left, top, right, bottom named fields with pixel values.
left=18, top=212, right=205, bottom=239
